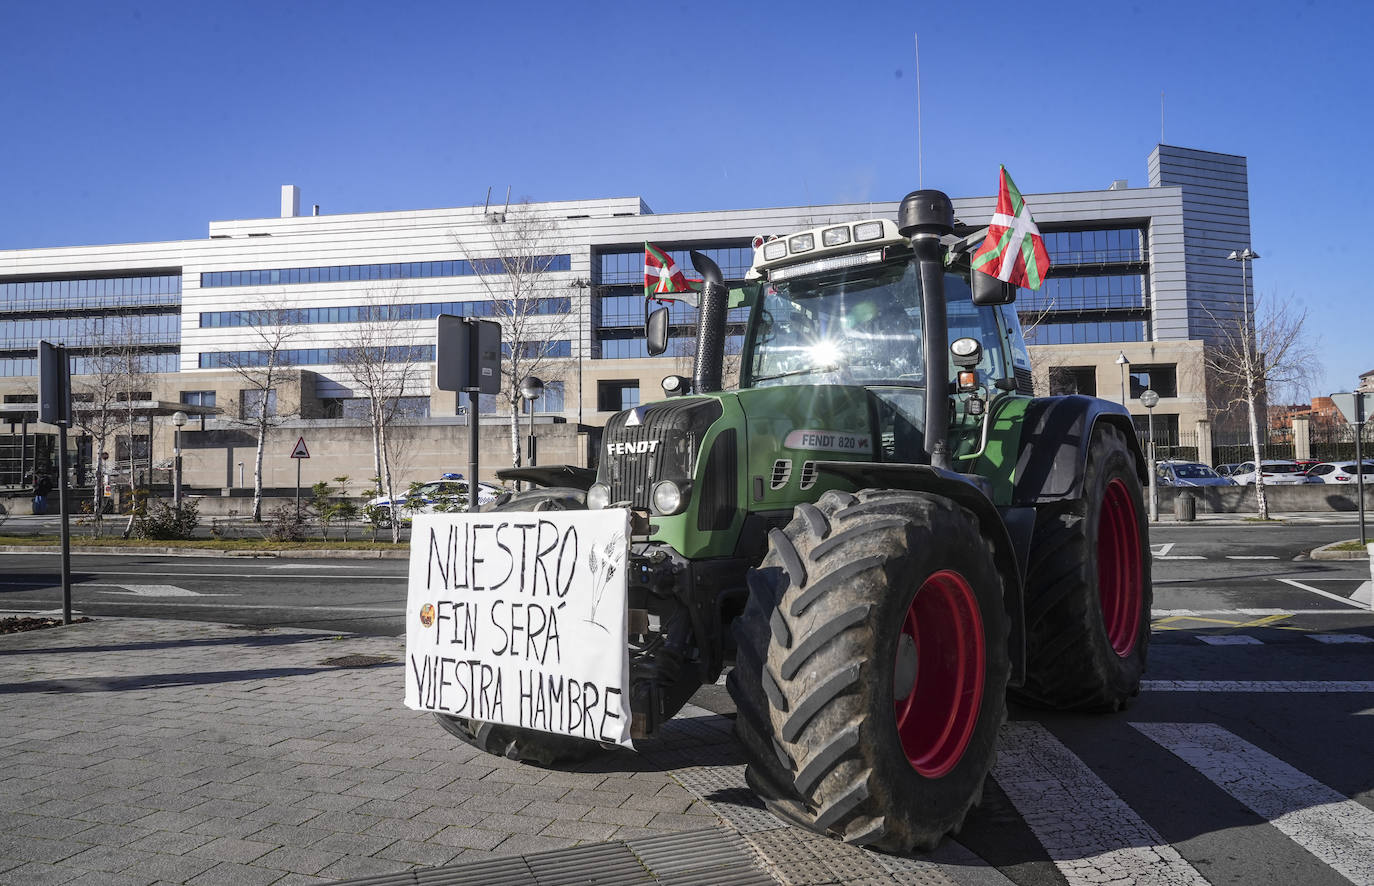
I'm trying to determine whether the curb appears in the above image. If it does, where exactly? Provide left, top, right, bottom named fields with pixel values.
left=1311, top=541, right=1371, bottom=560
left=0, top=544, right=410, bottom=559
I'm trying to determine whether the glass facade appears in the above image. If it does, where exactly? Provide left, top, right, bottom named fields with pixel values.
left=200, top=255, right=571, bottom=288
left=597, top=245, right=753, bottom=285
left=1017, top=274, right=1145, bottom=314
left=1025, top=320, right=1146, bottom=346
left=0, top=352, right=179, bottom=378
left=200, top=298, right=570, bottom=329
left=200, top=345, right=436, bottom=369
left=0, top=313, right=180, bottom=350
left=520, top=381, right=564, bottom=414
left=0, top=274, right=181, bottom=313
left=1041, top=228, right=1143, bottom=265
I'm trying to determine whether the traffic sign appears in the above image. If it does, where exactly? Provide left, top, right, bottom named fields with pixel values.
left=1331, top=392, right=1374, bottom=425
left=290, top=437, right=311, bottom=459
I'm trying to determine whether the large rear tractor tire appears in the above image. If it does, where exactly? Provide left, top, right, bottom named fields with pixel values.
left=432, top=486, right=598, bottom=766
left=1015, top=422, right=1151, bottom=712
left=728, top=489, right=1010, bottom=852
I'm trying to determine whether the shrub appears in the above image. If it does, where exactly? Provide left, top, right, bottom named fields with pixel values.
left=133, top=499, right=200, bottom=540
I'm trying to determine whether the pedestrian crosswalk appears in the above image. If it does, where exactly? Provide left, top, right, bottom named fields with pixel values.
left=670, top=684, right=1374, bottom=886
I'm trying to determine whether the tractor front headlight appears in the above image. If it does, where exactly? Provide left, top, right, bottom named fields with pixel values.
left=587, top=483, right=611, bottom=510
left=651, top=480, right=687, bottom=516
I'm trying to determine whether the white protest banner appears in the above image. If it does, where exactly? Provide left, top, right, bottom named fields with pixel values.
left=404, top=509, right=633, bottom=748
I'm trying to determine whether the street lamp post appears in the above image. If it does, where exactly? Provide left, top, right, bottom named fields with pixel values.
left=1140, top=389, right=1159, bottom=522
left=172, top=410, right=188, bottom=508
left=569, top=278, right=589, bottom=426
left=1116, top=351, right=1131, bottom=407
left=1226, top=248, right=1260, bottom=342
left=519, top=376, right=544, bottom=475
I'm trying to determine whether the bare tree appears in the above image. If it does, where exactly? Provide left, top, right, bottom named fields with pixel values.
left=335, top=293, right=428, bottom=543
left=453, top=203, right=575, bottom=469
left=1204, top=292, right=1319, bottom=519
left=219, top=304, right=297, bottom=520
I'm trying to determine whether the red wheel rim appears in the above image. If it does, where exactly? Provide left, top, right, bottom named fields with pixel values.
left=893, top=570, right=985, bottom=778
left=1098, top=478, right=1143, bottom=656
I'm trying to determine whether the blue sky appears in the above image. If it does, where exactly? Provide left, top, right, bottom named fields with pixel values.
left=1, top=1, right=1366, bottom=394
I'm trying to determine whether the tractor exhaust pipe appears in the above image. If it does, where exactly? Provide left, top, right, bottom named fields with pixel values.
left=898, top=190, right=955, bottom=471
left=690, top=251, right=728, bottom=393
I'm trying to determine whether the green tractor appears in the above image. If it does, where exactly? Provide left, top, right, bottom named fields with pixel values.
left=437, top=189, right=1151, bottom=852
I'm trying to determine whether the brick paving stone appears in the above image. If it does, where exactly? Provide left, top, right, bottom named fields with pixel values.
left=581, top=805, right=654, bottom=828
left=362, top=816, right=445, bottom=841
left=620, top=793, right=694, bottom=814
left=518, top=799, right=594, bottom=820
left=183, top=797, right=265, bottom=819
left=267, top=874, right=331, bottom=886
left=315, top=853, right=407, bottom=881
left=646, top=810, right=722, bottom=831
left=560, top=787, right=634, bottom=807
left=60, top=870, right=155, bottom=886
left=342, top=781, right=414, bottom=802
left=429, top=825, right=508, bottom=851
left=124, top=830, right=217, bottom=856
left=410, top=805, right=489, bottom=828
left=0, top=861, right=84, bottom=885
left=11, top=815, right=98, bottom=841
left=306, top=833, right=397, bottom=857
left=61, top=844, right=157, bottom=874
left=372, top=839, right=462, bottom=867
left=68, top=823, right=155, bottom=848
left=186, top=836, right=276, bottom=865
left=183, top=815, right=272, bottom=839
left=185, top=860, right=285, bottom=886
left=538, top=818, right=620, bottom=842
left=253, top=846, right=339, bottom=876
left=486, top=832, right=580, bottom=857
left=290, top=792, right=369, bottom=813
left=469, top=811, right=553, bottom=835
left=0, top=834, right=89, bottom=864
left=127, top=852, right=218, bottom=883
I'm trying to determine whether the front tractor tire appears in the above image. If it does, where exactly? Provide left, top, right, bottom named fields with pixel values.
left=1016, top=422, right=1152, bottom=712
left=432, top=486, right=599, bottom=766
left=728, top=490, right=1010, bottom=853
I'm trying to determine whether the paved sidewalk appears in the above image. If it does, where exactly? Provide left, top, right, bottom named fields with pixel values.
left=0, top=618, right=1001, bottom=886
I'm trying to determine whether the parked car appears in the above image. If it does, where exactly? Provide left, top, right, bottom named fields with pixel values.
left=1155, top=461, right=1236, bottom=487
left=368, top=478, right=505, bottom=524
left=1216, top=464, right=1240, bottom=477
left=1228, top=460, right=1310, bottom=486
left=1303, top=461, right=1374, bottom=484
left=1294, top=459, right=1321, bottom=473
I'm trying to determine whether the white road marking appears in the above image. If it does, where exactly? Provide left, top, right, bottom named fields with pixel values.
left=1153, top=609, right=1367, bottom=616
left=1309, top=633, right=1374, bottom=644
left=1356, top=581, right=1373, bottom=607
left=1278, top=578, right=1368, bottom=609
left=86, top=583, right=232, bottom=598
left=1197, top=635, right=1262, bottom=645
left=1152, top=543, right=1175, bottom=557
left=1134, top=722, right=1374, bottom=885
left=1143, top=680, right=1374, bottom=692
left=1226, top=555, right=1279, bottom=560
left=993, top=721, right=1209, bottom=886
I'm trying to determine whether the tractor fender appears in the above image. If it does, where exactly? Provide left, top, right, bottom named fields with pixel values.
left=1011, top=395, right=1147, bottom=506
left=812, top=460, right=1027, bottom=687
left=495, top=465, right=597, bottom=491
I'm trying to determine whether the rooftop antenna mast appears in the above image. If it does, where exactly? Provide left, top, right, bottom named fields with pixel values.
left=1161, top=90, right=1165, bottom=143
left=915, top=32, right=924, bottom=189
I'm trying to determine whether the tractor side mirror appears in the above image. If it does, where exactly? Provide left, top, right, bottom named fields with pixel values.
left=646, top=305, right=670, bottom=356
left=971, top=272, right=1016, bottom=306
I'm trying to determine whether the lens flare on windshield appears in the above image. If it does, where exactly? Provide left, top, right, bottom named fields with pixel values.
left=808, top=339, right=843, bottom=368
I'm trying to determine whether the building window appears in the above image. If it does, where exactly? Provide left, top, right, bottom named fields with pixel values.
left=1129, top=365, right=1177, bottom=399
left=1048, top=366, right=1097, bottom=396
left=199, top=256, right=571, bottom=288
left=240, top=389, right=277, bottom=420
left=1132, top=413, right=1180, bottom=445
left=180, top=391, right=216, bottom=408
left=520, top=382, right=565, bottom=414
left=598, top=381, right=640, bottom=412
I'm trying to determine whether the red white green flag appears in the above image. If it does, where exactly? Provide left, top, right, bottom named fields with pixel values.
left=644, top=243, right=698, bottom=298
left=971, top=167, right=1051, bottom=290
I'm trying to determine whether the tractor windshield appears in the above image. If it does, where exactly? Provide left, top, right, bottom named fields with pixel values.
left=746, top=258, right=924, bottom=388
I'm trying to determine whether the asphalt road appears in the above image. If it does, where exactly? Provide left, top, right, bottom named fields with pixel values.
left=2, top=522, right=1372, bottom=886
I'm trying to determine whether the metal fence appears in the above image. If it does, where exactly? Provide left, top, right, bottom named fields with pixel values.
left=1135, top=424, right=1374, bottom=469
